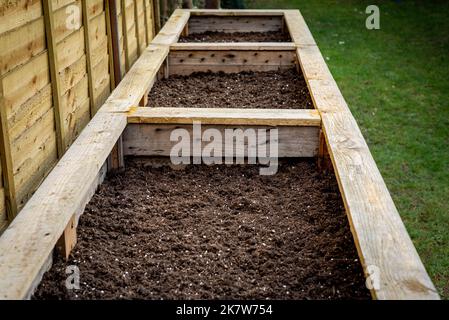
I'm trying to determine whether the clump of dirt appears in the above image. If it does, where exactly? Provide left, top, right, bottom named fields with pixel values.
left=34, top=159, right=370, bottom=300
left=179, top=31, right=292, bottom=43
left=148, top=69, right=314, bottom=109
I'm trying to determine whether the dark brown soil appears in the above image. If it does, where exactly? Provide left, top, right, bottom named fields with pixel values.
left=179, top=31, right=291, bottom=43
left=34, top=158, right=370, bottom=300
left=148, top=69, right=314, bottom=109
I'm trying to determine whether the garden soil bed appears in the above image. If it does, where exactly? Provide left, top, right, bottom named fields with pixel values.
left=147, top=69, right=314, bottom=109
left=34, top=158, right=370, bottom=300
left=179, top=31, right=291, bottom=43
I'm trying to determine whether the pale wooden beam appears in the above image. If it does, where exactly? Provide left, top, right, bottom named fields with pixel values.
left=127, top=107, right=321, bottom=127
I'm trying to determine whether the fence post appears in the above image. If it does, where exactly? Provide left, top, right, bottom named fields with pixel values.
left=134, top=0, right=141, bottom=56
left=81, top=0, right=96, bottom=117
left=0, top=80, right=18, bottom=221
left=153, top=0, right=161, bottom=33
left=121, top=0, right=131, bottom=71
left=107, top=0, right=122, bottom=87
left=42, top=0, right=66, bottom=156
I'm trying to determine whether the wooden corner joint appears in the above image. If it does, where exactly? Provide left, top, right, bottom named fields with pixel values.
left=56, top=215, right=77, bottom=260
left=318, top=129, right=333, bottom=172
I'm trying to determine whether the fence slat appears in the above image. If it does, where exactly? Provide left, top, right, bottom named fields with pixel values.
left=0, top=79, right=17, bottom=222
left=42, top=0, right=65, bottom=157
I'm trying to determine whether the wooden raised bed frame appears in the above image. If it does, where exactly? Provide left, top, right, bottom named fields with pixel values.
left=0, top=9, right=439, bottom=300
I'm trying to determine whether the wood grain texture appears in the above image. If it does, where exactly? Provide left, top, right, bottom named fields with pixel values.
left=127, top=107, right=321, bottom=127
left=168, top=49, right=296, bottom=75
left=0, top=0, right=42, bottom=35
left=170, top=42, right=296, bottom=51
left=151, top=9, right=190, bottom=45
left=188, top=15, right=284, bottom=34
left=294, top=20, right=439, bottom=299
left=0, top=78, right=18, bottom=221
left=0, top=19, right=166, bottom=300
left=81, top=0, right=96, bottom=118
left=0, top=17, right=46, bottom=76
left=186, top=9, right=285, bottom=16
left=101, top=44, right=169, bottom=112
left=0, top=110, right=126, bottom=300
left=123, top=124, right=319, bottom=158
left=283, top=10, right=316, bottom=46
left=43, top=0, right=68, bottom=157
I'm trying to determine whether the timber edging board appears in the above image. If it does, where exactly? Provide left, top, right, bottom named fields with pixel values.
left=283, top=10, right=439, bottom=299
left=0, top=9, right=439, bottom=300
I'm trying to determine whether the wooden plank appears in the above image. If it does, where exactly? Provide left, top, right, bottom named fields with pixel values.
left=128, top=107, right=321, bottom=127
left=106, top=0, right=118, bottom=88
left=170, top=42, right=296, bottom=51
left=142, top=0, right=150, bottom=46
left=294, top=36, right=439, bottom=299
left=188, top=15, right=284, bottom=34
left=88, top=12, right=108, bottom=57
left=0, top=0, right=42, bottom=34
left=0, top=17, right=46, bottom=77
left=0, top=78, right=18, bottom=221
left=186, top=9, right=285, bottom=16
left=168, top=49, right=296, bottom=75
left=56, top=215, right=77, bottom=260
left=123, top=124, right=320, bottom=158
left=53, top=0, right=82, bottom=43
left=12, top=110, right=58, bottom=212
left=2, top=52, right=50, bottom=119
left=152, top=0, right=161, bottom=33
left=133, top=0, right=141, bottom=55
left=60, top=76, right=90, bottom=148
left=56, top=27, right=86, bottom=72
left=42, top=0, right=65, bottom=157
left=53, top=0, right=77, bottom=11
left=0, top=186, right=7, bottom=232
left=107, top=136, right=124, bottom=172
left=101, top=44, right=169, bottom=112
left=81, top=0, right=96, bottom=118
left=151, top=9, right=190, bottom=46
left=87, top=0, right=104, bottom=18
left=283, top=10, right=316, bottom=46
left=58, top=55, right=87, bottom=95
left=120, top=0, right=130, bottom=70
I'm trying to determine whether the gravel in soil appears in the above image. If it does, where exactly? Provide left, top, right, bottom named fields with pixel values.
left=34, top=158, right=370, bottom=300
left=147, top=69, right=314, bottom=109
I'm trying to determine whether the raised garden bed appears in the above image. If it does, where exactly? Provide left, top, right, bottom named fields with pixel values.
left=34, top=159, right=369, bottom=300
left=0, top=9, right=439, bottom=300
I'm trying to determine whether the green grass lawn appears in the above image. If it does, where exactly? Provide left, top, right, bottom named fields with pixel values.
left=245, top=0, right=449, bottom=298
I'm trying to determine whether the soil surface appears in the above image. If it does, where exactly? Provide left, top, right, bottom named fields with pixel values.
left=148, top=69, right=314, bottom=109
left=35, top=159, right=370, bottom=300
left=179, top=31, right=291, bottom=43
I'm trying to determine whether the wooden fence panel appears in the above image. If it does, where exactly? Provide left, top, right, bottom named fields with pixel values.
left=0, top=0, right=156, bottom=233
